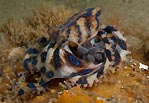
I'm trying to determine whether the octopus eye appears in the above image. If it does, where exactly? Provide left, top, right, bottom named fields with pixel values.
left=47, top=71, right=54, bottom=78
left=68, top=54, right=81, bottom=66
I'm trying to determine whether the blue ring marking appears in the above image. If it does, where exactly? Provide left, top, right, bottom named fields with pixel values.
left=86, top=19, right=91, bottom=32
left=111, top=42, right=116, bottom=50
left=38, top=37, right=47, bottom=44
left=39, top=79, right=47, bottom=88
left=112, top=51, right=121, bottom=67
left=102, top=38, right=110, bottom=44
left=53, top=48, right=61, bottom=68
left=97, top=31, right=104, bottom=36
left=76, top=77, right=87, bottom=84
left=96, top=11, right=101, bottom=17
left=117, top=38, right=127, bottom=50
left=18, top=89, right=24, bottom=95
left=68, top=54, right=81, bottom=66
left=86, top=8, right=94, bottom=12
left=82, top=11, right=92, bottom=17
left=32, top=58, right=37, bottom=65
left=111, top=36, right=116, bottom=42
left=104, top=26, right=118, bottom=33
left=69, top=72, right=78, bottom=77
left=27, top=83, right=35, bottom=89
left=40, top=52, right=47, bottom=62
left=76, top=25, right=82, bottom=43
left=23, top=58, right=31, bottom=70
left=40, top=66, right=46, bottom=74
left=104, top=49, right=112, bottom=61
left=97, top=67, right=104, bottom=78
left=26, top=48, right=38, bottom=54
left=47, top=71, right=54, bottom=78
left=77, top=69, right=93, bottom=75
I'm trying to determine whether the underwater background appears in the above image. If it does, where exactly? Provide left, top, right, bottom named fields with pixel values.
left=0, top=0, right=148, bottom=103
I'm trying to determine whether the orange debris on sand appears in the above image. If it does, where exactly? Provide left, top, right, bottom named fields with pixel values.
left=57, top=87, right=92, bottom=103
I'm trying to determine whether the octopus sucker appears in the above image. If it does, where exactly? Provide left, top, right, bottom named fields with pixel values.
left=19, top=7, right=129, bottom=96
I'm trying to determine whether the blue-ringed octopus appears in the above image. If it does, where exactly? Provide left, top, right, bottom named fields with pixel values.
left=18, top=7, right=130, bottom=96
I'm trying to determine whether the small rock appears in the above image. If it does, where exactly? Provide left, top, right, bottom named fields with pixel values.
left=139, top=63, right=148, bottom=70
